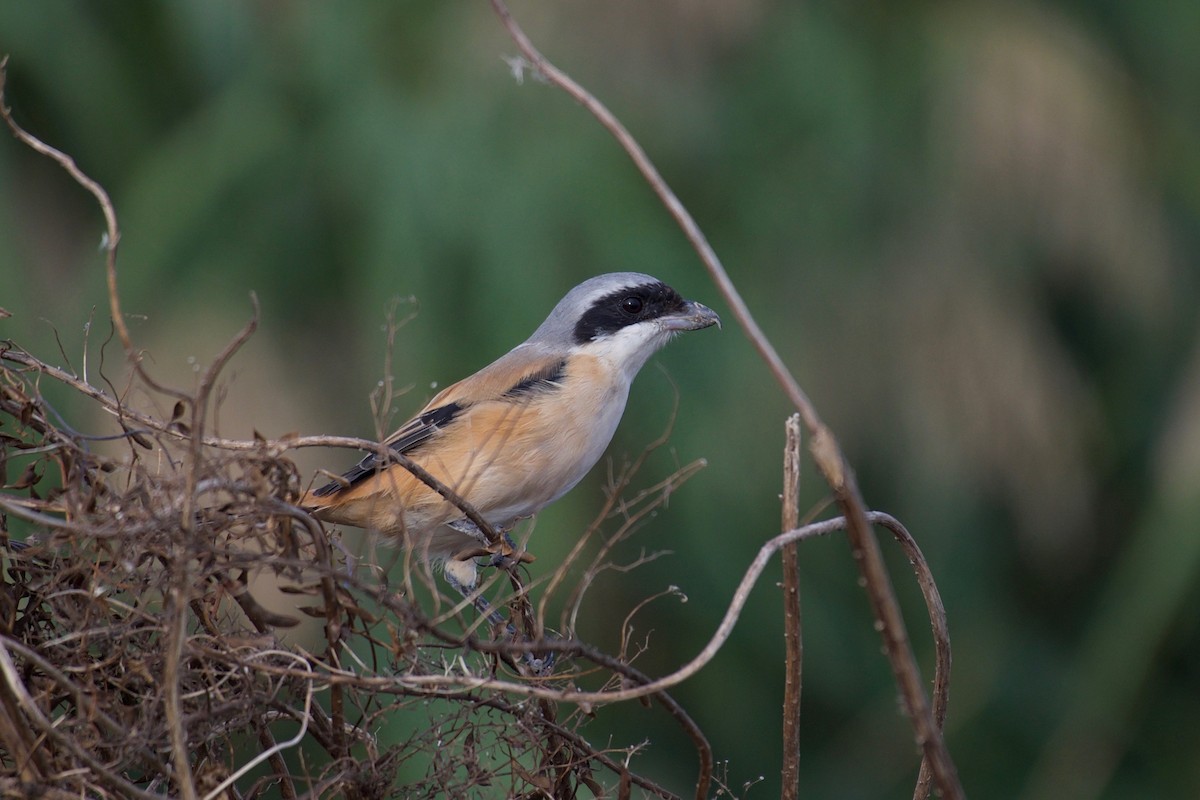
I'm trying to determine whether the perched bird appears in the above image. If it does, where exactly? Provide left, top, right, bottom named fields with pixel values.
left=303, top=272, right=719, bottom=595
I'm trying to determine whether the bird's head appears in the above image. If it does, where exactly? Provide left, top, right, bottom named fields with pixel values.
left=529, top=272, right=721, bottom=378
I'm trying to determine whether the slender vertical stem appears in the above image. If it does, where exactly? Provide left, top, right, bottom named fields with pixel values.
left=164, top=581, right=197, bottom=800
left=781, top=415, right=803, bottom=799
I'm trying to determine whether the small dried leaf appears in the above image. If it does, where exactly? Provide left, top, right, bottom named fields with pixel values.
left=347, top=604, right=379, bottom=624
left=297, top=605, right=327, bottom=618
left=171, top=401, right=186, bottom=422
left=10, top=462, right=39, bottom=490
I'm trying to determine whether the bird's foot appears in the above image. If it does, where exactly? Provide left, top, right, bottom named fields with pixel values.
left=516, top=639, right=556, bottom=676
left=485, top=531, right=536, bottom=569
left=499, top=618, right=556, bottom=675
left=448, top=530, right=536, bottom=571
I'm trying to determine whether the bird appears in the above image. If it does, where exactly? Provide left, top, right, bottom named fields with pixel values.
left=302, top=272, right=720, bottom=598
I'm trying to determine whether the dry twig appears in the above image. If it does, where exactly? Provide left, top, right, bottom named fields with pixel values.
left=781, top=414, right=803, bottom=799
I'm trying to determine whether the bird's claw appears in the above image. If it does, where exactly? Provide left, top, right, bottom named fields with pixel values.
left=452, top=533, right=536, bottom=570
left=492, top=531, right=536, bottom=566
left=505, top=622, right=556, bottom=676
left=448, top=523, right=536, bottom=569
left=520, top=649, right=556, bottom=675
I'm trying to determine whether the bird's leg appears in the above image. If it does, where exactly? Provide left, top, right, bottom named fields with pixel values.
left=442, top=563, right=507, bottom=626
left=329, top=533, right=359, bottom=579
left=444, top=522, right=554, bottom=674
left=442, top=563, right=555, bottom=674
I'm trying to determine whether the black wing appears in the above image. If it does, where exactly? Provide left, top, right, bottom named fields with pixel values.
left=501, top=359, right=567, bottom=398
left=310, top=401, right=464, bottom=497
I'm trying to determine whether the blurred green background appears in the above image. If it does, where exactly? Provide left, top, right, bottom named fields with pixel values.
left=2, top=1, right=1199, bottom=797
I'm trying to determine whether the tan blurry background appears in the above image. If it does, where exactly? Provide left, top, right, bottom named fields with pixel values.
left=2, top=2, right=1199, bottom=797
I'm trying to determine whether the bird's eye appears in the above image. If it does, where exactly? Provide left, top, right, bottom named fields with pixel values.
left=621, top=296, right=644, bottom=315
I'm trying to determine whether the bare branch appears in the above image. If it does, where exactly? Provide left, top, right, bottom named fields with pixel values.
left=0, top=56, right=187, bottom=403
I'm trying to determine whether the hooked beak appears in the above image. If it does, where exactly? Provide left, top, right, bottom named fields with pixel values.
left=660, top=300, right=721, bottom=332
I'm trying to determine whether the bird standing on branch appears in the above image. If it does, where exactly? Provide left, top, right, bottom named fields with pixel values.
left=303, top=272, right=719, bottom=598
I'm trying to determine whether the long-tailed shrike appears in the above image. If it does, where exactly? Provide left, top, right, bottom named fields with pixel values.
left=303, top=272, right=719, bottom=596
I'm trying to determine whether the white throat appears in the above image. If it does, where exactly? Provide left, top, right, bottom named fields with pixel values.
left=582, top=323, right=673, bottom=382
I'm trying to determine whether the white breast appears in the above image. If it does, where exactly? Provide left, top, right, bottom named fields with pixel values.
left=481, top=354, right=633, bottom=525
